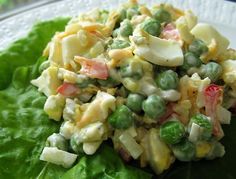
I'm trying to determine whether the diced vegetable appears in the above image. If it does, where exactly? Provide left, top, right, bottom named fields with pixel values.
left=108, top=105, right=134, bottom=129
left=142, top=95, right=166, bottom=119
left=204, top=84, right=224, bottom=138
left=126, top=93, right=145, bottom=113
left=70, top=134, right=84, bottom=153
left=110, top=39, right=130, bottom=49
left=188, top=39, right=208, bottom=56
left=119, top=61, right=143, bottom=80
left=171, top=139, right=196, bottom=161
left=46, top=133, right=68, bottom=151
left=155, top=70, right=179, bottom=90
left=40, top=147, right=77, bottom=168
left=119, top=19, right=133, bottom=37
left=74, top=56, right=108, bottom=80
left=141, top=18, right=161, bottom=37
left=153, top=8, right=171, bottom=23
left=119, top=132, right=143, bottom=159
left=160, top=119, right=185, bottom=144
left=126, top=7, right=140, bottom=19
left=182, top=52, right=202, bottom=70
left=200, top=62, right=222, bottom=82
left=188, top=114, right=213, bottom=141
left=57, top=82, right=79, bottom=97
left=97, top=76, right=120, bottom=87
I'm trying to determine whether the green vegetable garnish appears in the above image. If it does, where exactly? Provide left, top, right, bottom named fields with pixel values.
left=70, top=134, right=84, bottom=154
left=126, top=93, right=145, bottom=113
left=120, top=19, right=133, bottom=37
left=110, top=39, right=130, bottom=49
left=160, top=120, right=186, bottom=145
left=155, top=70, right=179, bottom=90
left=142, top=94, right=166, bottom=119
left=119, top=63, right=143, bottom=80
left=97, top=76, right=120, bottom=87
left=189, top=114, right=213, bottom=140
left=141, top=18, right=161, bottom=36
left=108, top=105, right=134, bottom=129
left=46, top=133, right=68, bottom=151
left=189, top=39, right=208, bottom=56
left=126, top=7, right=140, bottom=19
left=172, top=138, right=196, bottom=161
left=182, top=52, right=202, bottom=70
left=153, top=8, right=172, bottom=23
left=200, top=62, right=222, bottom=82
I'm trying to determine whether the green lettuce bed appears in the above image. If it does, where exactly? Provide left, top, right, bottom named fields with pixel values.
left=0, top=18, right=235, bottom=179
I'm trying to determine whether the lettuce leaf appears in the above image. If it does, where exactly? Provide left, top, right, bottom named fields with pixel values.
left=0, top=18, right=152, bottom=179
left=0, top=18, right=69, bottom=90
left=62, top=145, right=152, bottom=179
left=0, top=18, right=70, bottom=178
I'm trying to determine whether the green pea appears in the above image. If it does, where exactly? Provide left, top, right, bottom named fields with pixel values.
left=200, top=62, right=222, bottom=82
left=153, top=8, right=172, bottom=23
left=182, top=52, right=202, bottom=70
left=141, top=18, right=161, bottom=36
left=99, top=10, right=109, bottom=24
left=126, top=93, right=145, bottom=113
left=126, top=7, right=140, bottom=19
left=189, top=113, right=213, bottom=140
left=120, top=19, right=133, bottom=37
left=110, top=39, right=130, bottom=49
left=119, top=9, right=127, bottom=22
left=46, top=133, right=68, bottom=151
left=112, top=28, right=119, bottom=38
left=142, top=95, right=166, bottom=119
left=70, top=134, right=84, bottom=153
left=189, top=39, right=208, bottom=56
left=119, top=63, right=143, bottom=80
left=155, top=70, right=179, bottom=90
left=97, top=76, right=120, bottom=87
left=160, top=120, right=185, bottom=145
left=172, top=138, right=196, bottom=161
left=108, top=105, right=134, bottom=129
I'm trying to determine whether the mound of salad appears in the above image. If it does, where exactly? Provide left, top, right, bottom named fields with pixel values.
left=30, top=0, right=236, bottom=175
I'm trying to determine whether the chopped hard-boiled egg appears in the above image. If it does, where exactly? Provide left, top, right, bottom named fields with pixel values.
left=131, top=30, right=184, bottom=66
left=31, top=66, right=62, bottom=97
left=119, top=131, right=143, bottom=159
left=44, top=94, right=65, bottom=121
left=191, top=23, right=229, bottom=58
left=40, top=147, right=77, bottom=168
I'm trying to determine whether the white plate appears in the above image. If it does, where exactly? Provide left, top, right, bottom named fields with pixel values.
left=0, top=0, right=236, bottom=50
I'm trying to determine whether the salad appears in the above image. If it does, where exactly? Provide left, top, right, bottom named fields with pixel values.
left=7, top=0, right=236, bottom=176
left=31, top=0, right=236, bottom=174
